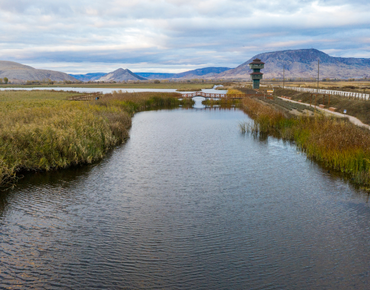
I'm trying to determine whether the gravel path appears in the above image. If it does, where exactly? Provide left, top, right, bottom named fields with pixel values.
left=277, top=97, right=370, bottom=130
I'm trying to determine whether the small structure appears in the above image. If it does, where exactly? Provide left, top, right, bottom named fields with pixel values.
left=249, top=58, right=265, bottom=89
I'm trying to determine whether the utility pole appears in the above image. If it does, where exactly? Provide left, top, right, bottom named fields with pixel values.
left=283, top=65, right=285, bottom=90
left=317, top=59, right=320, bottom=93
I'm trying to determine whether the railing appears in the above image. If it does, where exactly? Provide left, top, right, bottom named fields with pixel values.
left=181, top=92, right=266, bottom=98
left=68, top=93, right=102, bottom=101
left=69, top=91, right=269, bottom=101
left=281, top=86, right=370, bottom=101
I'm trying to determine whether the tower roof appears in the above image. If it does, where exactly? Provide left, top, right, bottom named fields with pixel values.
left=249, top=58, right=265, bottom=65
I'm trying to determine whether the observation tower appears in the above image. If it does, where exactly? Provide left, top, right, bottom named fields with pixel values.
left=249, top=58, right=265, bottom=89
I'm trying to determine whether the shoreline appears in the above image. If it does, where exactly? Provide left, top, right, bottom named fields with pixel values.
left=239, top=95, right=370, bottom=187
left=0, top=91, right=194, bottom=188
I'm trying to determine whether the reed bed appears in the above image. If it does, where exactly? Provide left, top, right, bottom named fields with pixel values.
left=99, top=91, right=193, bottom=114
left=241, top=96, right=370, bottom=185
left=0, top=91, right=192, bottom=187
left=273, top=88, right=370, bottom=125
left=227, top=88, right=244, bottom=95
left=202, top=98, right=240, bottom=107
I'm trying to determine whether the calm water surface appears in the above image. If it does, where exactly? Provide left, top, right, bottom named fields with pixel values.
left=1, top=101, right=370, bottom=289
left=0, top=87, right=227, bottom=94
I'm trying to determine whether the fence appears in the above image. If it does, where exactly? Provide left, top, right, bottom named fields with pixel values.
left=181, top=92, right=265, bottom=98
left=281, top=86, right=370, bottom=100
left=67, top=93, right=103, bottom=101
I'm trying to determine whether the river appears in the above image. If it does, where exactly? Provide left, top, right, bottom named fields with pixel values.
left=0, top=86, right=227, bottom=95
left=1, top=99, right=370, bottom=289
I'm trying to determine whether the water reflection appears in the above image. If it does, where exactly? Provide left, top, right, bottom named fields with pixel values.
left=0, top=87, right=228, bottom=95
left=192, top=96, right=206, bottom=109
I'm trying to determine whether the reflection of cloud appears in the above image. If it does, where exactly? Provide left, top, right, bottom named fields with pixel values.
left=0, top=0, right=369, bottom=73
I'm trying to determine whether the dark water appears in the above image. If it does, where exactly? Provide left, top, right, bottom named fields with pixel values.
left=1, top=103, right=370, bottom=289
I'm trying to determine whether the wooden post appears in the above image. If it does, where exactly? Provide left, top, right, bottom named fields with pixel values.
left=323, top=94, right=325, bottom=106
left=310, top=94, right=312, bottom=107
left=328, top=94, right=330, bottom=107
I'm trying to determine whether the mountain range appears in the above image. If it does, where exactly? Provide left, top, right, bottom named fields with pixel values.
left=71, top=49, right=370, bottom=81
left=0, top=61, right=77, bottom=83
left=2, top=49, right=370, bottom=83
left=69, top=73, right=106, bottom=82
left=149, top=67, right=231, bottom=79
left=72, top=67, right=232, bottom=82
left=218, top=49, right=370, bottom=79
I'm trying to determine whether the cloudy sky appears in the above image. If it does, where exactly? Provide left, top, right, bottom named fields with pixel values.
left=0, top=0, right=369, bottom=73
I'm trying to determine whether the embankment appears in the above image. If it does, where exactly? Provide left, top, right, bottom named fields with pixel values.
left=240, top=96, right=370, bottom=186
left=272, top=87, right=370, bottom=125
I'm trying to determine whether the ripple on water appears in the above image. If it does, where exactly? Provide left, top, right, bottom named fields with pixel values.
left=1, top=108, right=370, bottom=289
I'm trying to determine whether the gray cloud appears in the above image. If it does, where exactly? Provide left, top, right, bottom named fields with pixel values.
left=0, top=0, right=369, bottom=73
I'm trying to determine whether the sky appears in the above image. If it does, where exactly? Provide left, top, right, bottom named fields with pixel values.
left=0, top=0, right=369, bottom=74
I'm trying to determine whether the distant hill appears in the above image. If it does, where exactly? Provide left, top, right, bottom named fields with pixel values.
left=69, top=73, right=106, bottom=82
left=73, top=67, right=232, bottom=82
left=216, top=49, right=370, bottom=79
left=173, top=67, right=231, bottom=79
left=135, top=72, right=176, bottom=79
left=136, top=67, right=232, bottom=80
left=97, top=68, right=146, bottom=82
left=0, top=61, right=78, bottom=83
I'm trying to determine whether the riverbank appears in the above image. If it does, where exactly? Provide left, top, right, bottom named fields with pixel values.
left=240, top=96, right=370, bottom=186
left=0, top=90, right=193, bottom=187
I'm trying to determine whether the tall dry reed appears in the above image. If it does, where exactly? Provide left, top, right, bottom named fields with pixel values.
left=0, top=91, right=192, bottom=187
left=241, top=96, right=370, bottom=185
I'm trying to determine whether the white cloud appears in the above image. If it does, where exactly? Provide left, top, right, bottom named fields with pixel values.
left=0, top=0, right=369, bottom=73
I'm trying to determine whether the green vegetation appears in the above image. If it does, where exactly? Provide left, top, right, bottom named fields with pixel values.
left=241, top=96, right=370, bottom=186
left=0, top=90, right=192, bottom=187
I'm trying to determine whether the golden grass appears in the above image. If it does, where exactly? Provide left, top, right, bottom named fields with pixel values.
left=202, top=98, right=240, bottom=107
left=0, top=90, right=80, bottom=102
left=0, top=90, right=193, bottom=187
left=241, top=96, right=370, bottom=185
left=273, top=88, right=370, bottom=125
left=227, top=88, right=244, bottom=95
left=262, top=80, right=370, bottom=94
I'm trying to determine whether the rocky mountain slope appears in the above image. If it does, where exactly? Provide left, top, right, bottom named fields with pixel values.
left=216, top=49, right=370, bottom=80
left=71, top=67, right=232, bottom=82
left=137, top=67, right=231, bottom=79
left=0, top=61, right=78, bottom=83
left=97, top=68, right=146, bottom=82
left=69, top=73, right=106, bottom=82
left=172, top=67, right=231, bottom=79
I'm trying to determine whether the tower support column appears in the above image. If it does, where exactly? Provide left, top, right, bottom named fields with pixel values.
left=249, top=59, right=265, bottom=89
